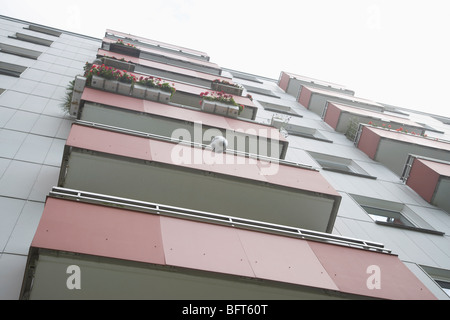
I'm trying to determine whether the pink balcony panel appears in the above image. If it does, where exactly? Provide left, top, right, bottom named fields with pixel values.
left=298, top=85, right=313, bottom=109
left=406, top=158, right=450, bottom=213
left=236, top=228, right=339, bottom=290
left=66, top=123, right=336, bottom=197
left=407, top=158, right=442, bottom=202
left=82, top=88, right=265, bottom=138
left=160, top=216, right=255, bottom=278
left=308, top=241, right=436, bottom=300
left=31, top=197, right=165, bottom=265
left=278, top=71, right=291, bottom=92
left=31, top=197, right=436, bottom=299
left=356, top=126, right=381, bottom=160
left=357, top=125, right=450, bottom=177
left=324, top=102, right=424, bottom=134
left=298, top=86, right=384, bottom=116
left=323, top=101, right=342, bottom=130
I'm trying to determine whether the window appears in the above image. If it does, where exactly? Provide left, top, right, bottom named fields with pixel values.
left=9, top=33, right=53, bottom=47
left=243, top=84, right=280, bottom=98
left=0, top=43, right=42, bottom=59
left=421, top=266, right=450, bottom=298
left=435, top=280, right=450, bottom=297
left=308, top=152, right=374, bottom=178
left=0, top=62, right=27, bottom=77
left=271, top=117, right=333, bottom=143
left=361, top=205, right=414, bottom=227
left=351, top=194, right=444, bottom=235
left=25, top=25, right=62, bottom=37
left=260, top=101, right=300, bottom=116
left=229, top=71, right=263, bottom=84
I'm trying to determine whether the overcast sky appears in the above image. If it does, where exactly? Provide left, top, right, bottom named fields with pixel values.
left=2, top=0, right=450, bottom=117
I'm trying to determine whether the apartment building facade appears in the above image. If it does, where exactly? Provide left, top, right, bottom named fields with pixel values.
left=1, top=15, right=449, bottom=300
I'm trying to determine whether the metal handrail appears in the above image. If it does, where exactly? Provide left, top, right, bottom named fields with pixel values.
left=74, top=120, right=318, bottom=171
left=49, top=186, right=391, bottom=254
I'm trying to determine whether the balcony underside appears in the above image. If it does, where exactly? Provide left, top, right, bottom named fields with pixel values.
left=23, top=248, right=367, bottom=300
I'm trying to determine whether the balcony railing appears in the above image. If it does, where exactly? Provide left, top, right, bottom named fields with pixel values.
left=49, top=186, right=390, bottom=253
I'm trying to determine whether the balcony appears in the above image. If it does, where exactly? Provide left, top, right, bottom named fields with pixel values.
left=20, top=190, right=436, bottom=299
left=58, top=122, right=341, bottom=233
left=298, top=85, right=385, bottom=117
left=79, top=88, right=288, bottom=159
left=108, top=40, right=140, bottom=57
left=323, top=102, right=425, bottom=138
left=97, top=48, right=232, bottom=88
left=80, top=65, right=257, bottom=120
left=106, top=29, right=211, bottom=61
left=356, top=125, right=450, bottom=177
left=164, top=82, right=257, bottom=120
left=102, top=37, right=222, bottom=76
left=402, top=155, right=450, bottom=213
left=278, top=71, right=355, bottom=98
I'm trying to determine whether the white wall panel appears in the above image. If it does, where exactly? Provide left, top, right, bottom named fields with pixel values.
left=0, top=197, right=25, bottom=251
left=4, top=201, right=44, bottom=255
left=15, top=134, right=53, bottom=164
left=0, top=161, right=41, bottom=198
left=0, top=129, right=27, bottom=158
left=0, top=253, right=27, bottom=299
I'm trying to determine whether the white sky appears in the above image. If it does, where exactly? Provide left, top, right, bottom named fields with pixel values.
left=2, top=0, right=450, bottom=117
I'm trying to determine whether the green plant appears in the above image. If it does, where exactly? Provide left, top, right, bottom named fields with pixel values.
left=115, top=39, right=137, bottom=48
left=84, top=64, right=176, bottom=96
left=60, top=79, right=75, bottom=115
left=117, top=71, right=135, bottom=84
left=212, top=79, right=242, bottom=89
left=137, top=76, right=176, bottom=95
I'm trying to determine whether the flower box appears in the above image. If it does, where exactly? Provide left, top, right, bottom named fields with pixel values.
left=91, top=75, right=105, bottom=89
left=214, top=102, right=229, bottom=116
left=158, top=90, right=171, bottom=103
left=145, top=87, right=160, bottom=101
left=227, top=105, right=240, bottom=118
left=201, top=100, right=216, bottom=113
left=104, top=79, right=118, bottom=93
left=201, top=100, right=232, bottom=116
left=144, top=87, right=172, bottom=103
left=132, top=84, right=147, bottom=99
left=211, top=81, right=243, bottom=96
left=117, top=82, right=132, bottom=95
left=73, top=75, right=87, bottom=92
